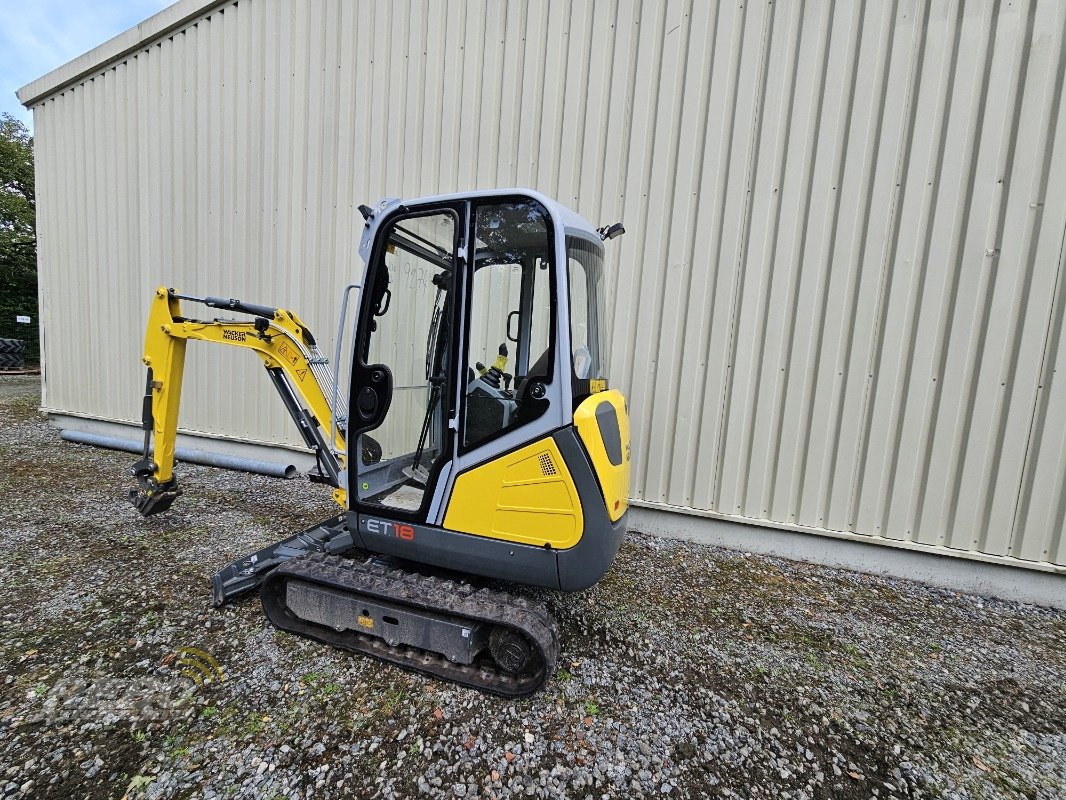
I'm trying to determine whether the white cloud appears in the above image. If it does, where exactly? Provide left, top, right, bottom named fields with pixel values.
left=0, top=0, right=175, bottom=127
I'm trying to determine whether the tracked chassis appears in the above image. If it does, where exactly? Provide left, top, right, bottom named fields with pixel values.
left=260, top=552, right=560, bottom=697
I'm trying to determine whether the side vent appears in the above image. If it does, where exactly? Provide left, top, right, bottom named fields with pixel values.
left=538, top=452, right=557, bottom=476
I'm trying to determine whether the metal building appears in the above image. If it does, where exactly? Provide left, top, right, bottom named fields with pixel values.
left=19, top=0, right=1066, bottom=605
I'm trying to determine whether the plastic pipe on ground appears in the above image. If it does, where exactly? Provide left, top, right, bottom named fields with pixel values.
left=60, top=429, right=298, bottom=479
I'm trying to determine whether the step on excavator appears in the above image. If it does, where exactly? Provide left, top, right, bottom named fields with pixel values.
left=128, top=190, right=630, bottom=696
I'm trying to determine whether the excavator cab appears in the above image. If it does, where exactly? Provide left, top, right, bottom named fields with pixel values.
left=346, top=192, right=629, bottom=591
left=127, top=189, right=629, bottom=695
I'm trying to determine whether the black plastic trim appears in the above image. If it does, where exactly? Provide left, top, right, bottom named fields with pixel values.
left=349, top=511, right=561, bottom=589
left=551, top=427, right=626, bottom=591
left=595, top=401, right=623, bottom=466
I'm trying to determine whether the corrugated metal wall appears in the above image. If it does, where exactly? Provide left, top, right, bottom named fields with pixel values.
left=28, top=0, right=1066, bottom=571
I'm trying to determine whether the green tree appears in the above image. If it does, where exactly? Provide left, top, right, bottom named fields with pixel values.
left=0, top=112, right=38, bottom=365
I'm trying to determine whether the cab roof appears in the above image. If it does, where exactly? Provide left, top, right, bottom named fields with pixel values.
left=368, top=188, right=602, bottom=245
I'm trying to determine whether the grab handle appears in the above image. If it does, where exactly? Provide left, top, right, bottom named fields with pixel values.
left=331, top=283, right=362, bottom=476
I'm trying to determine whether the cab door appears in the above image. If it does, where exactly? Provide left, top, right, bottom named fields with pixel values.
left=438, top=196, right=579, bottom=536
left=455, top=199, right=564, bottom=461
left=348, top=205, right=463, bottom=521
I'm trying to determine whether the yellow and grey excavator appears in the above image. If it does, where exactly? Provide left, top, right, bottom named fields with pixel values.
left=129, top=190, right=629, bottom=696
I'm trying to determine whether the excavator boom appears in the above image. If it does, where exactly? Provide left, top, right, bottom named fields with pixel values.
left=129, top=287, right=348, bottom=515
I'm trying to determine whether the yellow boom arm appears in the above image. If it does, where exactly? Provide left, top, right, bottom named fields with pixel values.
left=129, top=286, right=347, bottom=516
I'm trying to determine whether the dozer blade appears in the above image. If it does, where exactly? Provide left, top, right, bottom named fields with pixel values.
left=211, top=513, right=354, bottom=606
left=261, top=552, right=559, bottom=698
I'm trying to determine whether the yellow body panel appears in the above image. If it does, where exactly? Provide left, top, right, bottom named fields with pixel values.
left=443, top=438, right=584, bottom=549
left=574, top=390, right=631, bottom=522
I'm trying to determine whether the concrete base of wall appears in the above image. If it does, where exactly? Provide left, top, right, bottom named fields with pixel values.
left=52, top=412, right=1064, bottom=610
left=629, top=505, right=1065, bottom=610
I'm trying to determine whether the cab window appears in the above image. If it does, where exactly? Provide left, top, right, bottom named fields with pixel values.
left=462, top=201, right=554, bottom=451
left=566, top=236, right=608, bottom=383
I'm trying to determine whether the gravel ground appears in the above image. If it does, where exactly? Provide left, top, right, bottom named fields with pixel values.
left=1, top=374, right=1064, bottom=800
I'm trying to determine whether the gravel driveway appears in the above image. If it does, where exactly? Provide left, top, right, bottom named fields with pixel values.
left=1, top=374, right=1063, bottom=800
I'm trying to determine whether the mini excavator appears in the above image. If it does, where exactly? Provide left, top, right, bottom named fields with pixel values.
left=128, top=190, right=630, bottom=696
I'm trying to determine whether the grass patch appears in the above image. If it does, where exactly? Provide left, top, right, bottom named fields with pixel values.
left=384, top=688, right=408, bottom=714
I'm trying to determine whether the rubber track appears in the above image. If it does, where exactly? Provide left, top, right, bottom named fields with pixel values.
left=261, top=552, right=560, bottom=698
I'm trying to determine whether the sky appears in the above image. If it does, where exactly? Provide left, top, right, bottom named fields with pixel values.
left=0, top=0, right=171, bottom=128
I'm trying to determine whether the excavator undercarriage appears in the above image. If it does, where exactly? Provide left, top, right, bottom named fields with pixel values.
left=264, top=553, right=559, bottom=697
left=211, top=515, right=559, bottom=697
